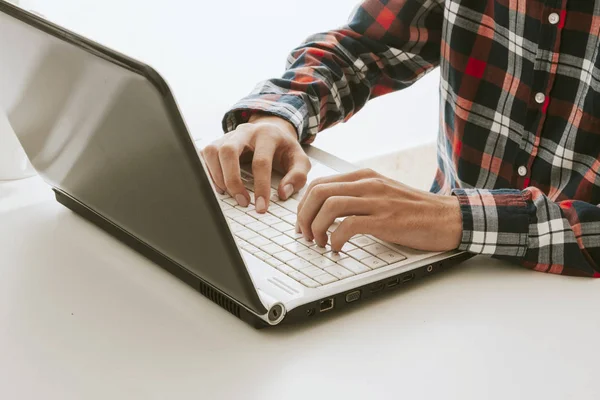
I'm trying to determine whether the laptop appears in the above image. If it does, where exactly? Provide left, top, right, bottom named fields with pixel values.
left=0, top=2, right=471, bottom=328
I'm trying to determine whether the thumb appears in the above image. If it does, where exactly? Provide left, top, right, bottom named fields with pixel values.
left=278, top=150, right=311, bottom=200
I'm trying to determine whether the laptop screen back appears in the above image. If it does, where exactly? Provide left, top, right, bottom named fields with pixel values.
left=0, top=4, right=266, bottom=313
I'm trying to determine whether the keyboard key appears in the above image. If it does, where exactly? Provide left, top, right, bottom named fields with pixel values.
left=284, top=230, right=303, bottom=239
left=236, top=204, right=255, bottom=212
left=269, top=207, right=291, bottom=218
left=246, top=221, right=269, bottom=232
left=324, top=265, right=354, bottom=279
left=220, top=203, right=233, bottom=210
left=282, top=214, right=297, bottom=225
left=363, top=243, right=389, bottom=255
left=297, top=249, right=321, bottom=261
left=284, top=242, right=308, bottom=254
left=361, top=256, right=388, bottom=269
left=348, top=248, right=372, bottom=261
left=254, top=251, right=269, bottom=260
left=276, top=264, right=295, bottom=274
left=245, top=210, right=264, bottom=219
left=301, top=266, right=325, bottom=278
left=235, top=229, right=258, bottom=241
left=378, top=251, right=406, bottom=264
left=310, top=257, right=336, bottom=269
left=273, top=251, right=296, bottom=262
left=242, top=244, right=260, bottom=254
left=260, top=243, right=285, bottom=254
left=323, top=251, right=348, bottom=262
left=300, top=278, right=320, bottom=288
left=297, top=237, right=315, bottom=247
left=272, top=235, right=295, bottom=246
left=310, top=244, right=330, bottom=254
left=224, top=209, right=244, bottom=218
left=327, top=220, right=341, bottom=232
left=277, top=197, right=300, bottom=212
left=247, top=236, right=271, bottom=247
left=287, top=258, right=313, bottom=270
left=338, top=258, right=371, bottom=274
left=233, top=215, right=257, bottom=225
left=229, top=222, right=244, bottom=233
left=260, top=215, right=282, bottom=225
left=272, top=221, right=294, bottom=232
left=288, top=271, right=308, bottom=281
left=341, top=242, right=357, bottom=252
left=223, top=198, right=238, bottom=206
left=265, top=257, right=283, bottom=267
left=349, top=235, right=376, bottom=247
left=260, top=228, right=280, bottom=239
left=216, top=192, right=231, bottom=200
left=313, top=273, right=338, bottom=285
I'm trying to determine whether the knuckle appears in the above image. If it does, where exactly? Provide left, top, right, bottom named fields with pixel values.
left=219, top=144, right=237, bottom=159
left=322, top=196, right=339, bottom=212
left=202, top=144, right=219, bottom=157
left=252, top=156, right=271, bottom=171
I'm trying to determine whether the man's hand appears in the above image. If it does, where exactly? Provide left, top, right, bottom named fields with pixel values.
left=201, top=115, right=311, bottom=213
left=296, top=169, right=463, bottom=252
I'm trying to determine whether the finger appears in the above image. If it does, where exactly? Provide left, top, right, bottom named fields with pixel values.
left=218, top=131, right=251, bottom=207
left=310, top=197, right=371, bottom=247
left=277, top=148, right=311, bottom=200
left=201, top=144, right=226, bottom=194
left=296, top=168, right=378, bottom=217
left=297, top=181, right=372, bottom=240
left=252, top=136, right=277, bottom=213
left=330, top=215, right=375, bottom=252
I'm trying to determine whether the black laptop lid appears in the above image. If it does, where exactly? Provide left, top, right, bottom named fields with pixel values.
left=0, top=2, right=267, bottom=315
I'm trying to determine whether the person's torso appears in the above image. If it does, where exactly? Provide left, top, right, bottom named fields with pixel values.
left=434, top=0, right=600, bottom=206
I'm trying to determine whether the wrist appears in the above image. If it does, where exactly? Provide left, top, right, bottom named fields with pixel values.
left=248, top=113, right=298, bottom=140
left=441, top=195, right=463, bottom=250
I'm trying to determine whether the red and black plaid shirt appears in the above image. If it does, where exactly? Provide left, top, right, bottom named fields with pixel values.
left=223, top=0, right=600, bottom=277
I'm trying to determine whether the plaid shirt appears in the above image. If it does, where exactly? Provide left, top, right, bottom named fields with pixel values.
left=223, top=0, right=600, bottom=278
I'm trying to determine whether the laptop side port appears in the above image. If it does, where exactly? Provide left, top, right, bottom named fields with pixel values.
left=319, top=298, right=335, bottom=312
left=387, top=278, right=400, bottom=288
left=402, top=273, right=415, bottom=283
left=345, top=290, right=361, bottom=303
left=370, top=283, right=385, bottom=294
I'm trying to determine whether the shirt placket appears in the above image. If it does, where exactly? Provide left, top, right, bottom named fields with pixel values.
left=516, top=0, right=568, bottom=189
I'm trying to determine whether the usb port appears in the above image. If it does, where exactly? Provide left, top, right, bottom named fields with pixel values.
left=370, top=283, right=385, bottom=293
left=386, top=278, right=400, bottom=288
left=402, top=273, right=415, bottom=283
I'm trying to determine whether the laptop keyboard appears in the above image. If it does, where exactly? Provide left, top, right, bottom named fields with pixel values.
left=216, top=173, right=407, bottom=288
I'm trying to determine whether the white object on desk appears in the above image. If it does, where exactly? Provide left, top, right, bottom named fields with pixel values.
left=0, top=110, right=36, bottom=181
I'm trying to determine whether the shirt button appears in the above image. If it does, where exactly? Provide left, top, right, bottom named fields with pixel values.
left=548, top=13, right=560, bottom=25
left=518, top=166, right=528, bottom=177
left=535, top=92, right=546, bottom=104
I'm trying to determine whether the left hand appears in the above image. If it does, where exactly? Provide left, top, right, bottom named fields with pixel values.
left=296, top=169, right=463, bottom=252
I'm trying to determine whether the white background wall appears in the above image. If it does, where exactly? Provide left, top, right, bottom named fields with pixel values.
left=19, top=0, right=440, bottom=162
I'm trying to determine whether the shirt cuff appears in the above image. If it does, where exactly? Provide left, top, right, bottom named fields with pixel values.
left=221, top=94, right=311, bottom=142
left=452, top=188, right=531, bottom=257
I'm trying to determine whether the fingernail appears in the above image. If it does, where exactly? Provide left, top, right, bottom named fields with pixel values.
left=283, top=184, right=294, bottom=199
left=216, top=187, right=224, bottom=195
left=235, top=194, right=248, bottom=207
left=255, top=196, right=266, bottom=213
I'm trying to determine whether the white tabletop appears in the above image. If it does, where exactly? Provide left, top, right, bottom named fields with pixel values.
left=2, top=174, right=600, bottom=400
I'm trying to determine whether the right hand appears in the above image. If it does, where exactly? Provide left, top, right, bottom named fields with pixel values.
left=201, top=114, right=311, bottom=213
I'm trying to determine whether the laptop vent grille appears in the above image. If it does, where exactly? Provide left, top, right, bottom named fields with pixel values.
left=198, top=281, right=241, bottom=318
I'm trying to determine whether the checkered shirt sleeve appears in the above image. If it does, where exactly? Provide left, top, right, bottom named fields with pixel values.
left=222, top=0, right=444, bottom=143
left=454, top=188, right=600, bottom=277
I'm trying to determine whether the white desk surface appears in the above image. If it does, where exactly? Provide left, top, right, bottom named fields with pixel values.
left=2, top=174, right=600, bottom=400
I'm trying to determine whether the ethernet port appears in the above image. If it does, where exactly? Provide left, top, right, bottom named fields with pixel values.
left=319, top=298, right=335, bottom=312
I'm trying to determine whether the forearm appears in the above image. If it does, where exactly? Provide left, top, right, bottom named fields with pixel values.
left=222, top=0, right=444, bottom=143
left=454, top=187, right=600, bottom=277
